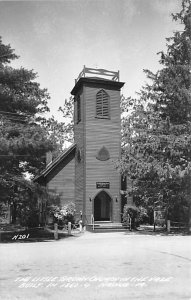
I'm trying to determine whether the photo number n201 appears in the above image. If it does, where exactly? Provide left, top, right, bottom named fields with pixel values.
left=12, top=234, right=30, bottom=240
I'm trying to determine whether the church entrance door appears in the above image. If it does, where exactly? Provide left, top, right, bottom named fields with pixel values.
left=94, top=191, right=111, bottom=221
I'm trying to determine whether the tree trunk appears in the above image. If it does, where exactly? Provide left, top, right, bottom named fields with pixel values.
left=11, top=202, right=17, bottom=224
left=188, top=202, right=191, bottom=233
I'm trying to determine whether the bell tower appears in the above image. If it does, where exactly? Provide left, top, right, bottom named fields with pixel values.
left=71, top=66, right=124, bottom=223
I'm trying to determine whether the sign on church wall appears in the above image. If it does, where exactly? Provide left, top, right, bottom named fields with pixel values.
left=96, top=182, right=110, bottom=189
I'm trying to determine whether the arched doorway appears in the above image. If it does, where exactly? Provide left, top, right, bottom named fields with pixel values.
left=94, top=191, right=112, bottom=221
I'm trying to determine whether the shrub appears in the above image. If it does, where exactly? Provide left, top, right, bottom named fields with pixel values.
left=20, top=208, right=39, bottom=228
left=48, top=202, right=76, bottom=225
left=123, top=204, right=149, bottom=229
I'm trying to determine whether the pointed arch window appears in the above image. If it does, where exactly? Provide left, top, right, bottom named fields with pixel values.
left=96, top=89, right=109, bottom=118
left=76, top=95, right=81, bottom=123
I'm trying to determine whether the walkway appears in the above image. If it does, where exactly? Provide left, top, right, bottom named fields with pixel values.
left=0, top=231, right=191, bottom=299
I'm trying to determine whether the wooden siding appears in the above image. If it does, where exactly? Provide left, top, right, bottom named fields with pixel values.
left=47, top=158, right=75, bottom=207
left=73, top=78, right=124, bottom=222
left=74, top=88, right=85, bottom=214
left=84, top=85, right=121, bottom=222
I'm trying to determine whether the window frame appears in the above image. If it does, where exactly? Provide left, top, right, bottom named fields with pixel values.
left=95, top=89, right=110, bottom=119
left=76, top=95, right=81, bottom=124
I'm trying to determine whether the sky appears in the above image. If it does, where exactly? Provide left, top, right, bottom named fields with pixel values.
left=0, top=0, right=182, bottom=120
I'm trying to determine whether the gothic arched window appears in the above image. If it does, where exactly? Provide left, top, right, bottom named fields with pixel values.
left=76, top=95, right=81, bottom=123
left=96, top=89, right=109, bottom=118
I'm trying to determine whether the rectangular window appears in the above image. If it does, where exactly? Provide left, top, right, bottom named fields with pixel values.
left=77, top=95, right=81, bottom=123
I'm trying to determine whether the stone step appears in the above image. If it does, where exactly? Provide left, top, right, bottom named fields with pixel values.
left=94, top=223, right=123, bottom=227
left=86, top=223, right=129, bottom=233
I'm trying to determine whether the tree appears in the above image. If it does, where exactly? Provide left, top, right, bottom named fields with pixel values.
left=45, top=97, right=74, bottom=151
left=0, top=37, right=59, bottom=223
left=117, top=0, right=191, bottom=227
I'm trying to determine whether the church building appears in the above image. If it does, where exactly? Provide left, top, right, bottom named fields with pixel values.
left=35, top=67, right=126, bottom=225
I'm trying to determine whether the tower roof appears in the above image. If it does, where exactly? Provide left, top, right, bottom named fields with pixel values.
left=71, top=66, right=125, bottom=95
left=71, top=76, right=125, bottom=95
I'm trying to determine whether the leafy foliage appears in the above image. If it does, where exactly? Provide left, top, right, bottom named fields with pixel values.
left=44, top=97, right=74, bottom=151
left=117, top=0, right=191, bottom=224
left=0, top=37, right=61, bottom=224
left=48, top=202, right=76, bottom=225
left=122, top=204, right=149, bottom=229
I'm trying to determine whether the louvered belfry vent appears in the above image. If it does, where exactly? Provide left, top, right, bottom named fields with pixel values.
left=96, top=89, right=109, bottom=118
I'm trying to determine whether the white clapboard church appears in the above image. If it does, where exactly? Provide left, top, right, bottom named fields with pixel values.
left=35, top=67, right=131, bottom=231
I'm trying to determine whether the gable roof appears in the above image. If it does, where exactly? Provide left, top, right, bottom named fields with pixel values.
left=34, top=143, right=76, bottom=183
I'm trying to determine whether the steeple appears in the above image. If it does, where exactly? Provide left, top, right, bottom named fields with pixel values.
left=71, top=66, right=125, bottom=223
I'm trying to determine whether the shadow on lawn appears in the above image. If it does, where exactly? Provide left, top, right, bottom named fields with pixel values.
left=124, top=225, right=190, bottom=236
left=0, top=227, right=79, bottom=243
